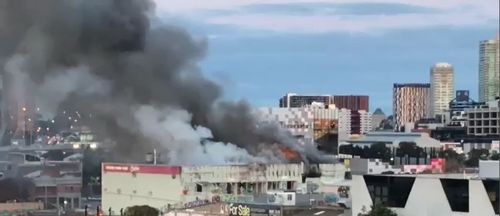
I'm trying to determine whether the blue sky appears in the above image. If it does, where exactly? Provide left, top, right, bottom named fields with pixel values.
left=155, top=0, right=499, bottom=114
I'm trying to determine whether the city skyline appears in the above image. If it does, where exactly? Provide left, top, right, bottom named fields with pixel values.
left=155, top=0, right=499, bottom=114
left=0, top=1, right=499, bottom=216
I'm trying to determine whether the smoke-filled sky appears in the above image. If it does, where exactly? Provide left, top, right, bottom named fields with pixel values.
left=154, top=0, right=499, bottom=114
left=0, top=0, right=327, bottom=165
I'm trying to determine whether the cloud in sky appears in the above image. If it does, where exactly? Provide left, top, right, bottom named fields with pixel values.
left=155, top=0, right=499, bottom=34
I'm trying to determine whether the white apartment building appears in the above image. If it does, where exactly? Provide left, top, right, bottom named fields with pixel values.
left=430, top=63, right=454, bottom=118
left=338, top=109, right=373, bottom=141
left=257, top=106, right=373, bottom=148
left=338, top=109, right=352, bottom=141
left=257, top=107, right=315, bottom=145
left=359, top=110, right=373, bottom=135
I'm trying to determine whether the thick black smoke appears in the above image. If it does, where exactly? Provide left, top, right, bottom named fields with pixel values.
left=0, top=0, right=328, bottom=164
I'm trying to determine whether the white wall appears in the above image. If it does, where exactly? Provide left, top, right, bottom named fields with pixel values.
left=102, top=172, right=183, bottom=214
left=351, top=175, right=373, bottom=215
left=479, top=161, right=500, bottom=179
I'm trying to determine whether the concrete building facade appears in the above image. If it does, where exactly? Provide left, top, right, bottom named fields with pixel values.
left=393, top=83, right=430, bottom=132
left=479, top=35, right=500, bottom=102
left=351, top=174, right=499, bottom=216
left=279, top=93, right=333, bottom=108
left=465, top=100, right=500, bottom=136
left=430, top=63, right=454, bottom=118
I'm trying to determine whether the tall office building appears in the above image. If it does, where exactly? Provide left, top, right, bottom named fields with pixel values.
left=279, top=93, right=333, bottom=108
left=479, top=35, right=499, bottom=102
left=333, top=95, right=369, bottom=111
left=430, top=63, right=454, bottom=117
left=393, top=83, right=430, bottom=132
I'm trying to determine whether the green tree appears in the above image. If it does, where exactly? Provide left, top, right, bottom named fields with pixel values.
left=124, top=205, right=159, bottom=216
left=369, top=142, right=392, bottom=161
left=360, top=204, right=398, bottom=216
left=439, top=149, right=465, bottom=173
left=465, top=149, right=489, bottom=167
left=489, top=151, right=500, bottom=160
left=397, top=142, right=424, bottom=158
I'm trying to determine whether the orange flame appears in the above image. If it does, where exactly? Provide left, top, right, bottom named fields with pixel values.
left=280, top=147, right=300, bottom=162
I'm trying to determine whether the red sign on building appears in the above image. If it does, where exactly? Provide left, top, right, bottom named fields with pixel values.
left=102, top=163, right=181, bottom=175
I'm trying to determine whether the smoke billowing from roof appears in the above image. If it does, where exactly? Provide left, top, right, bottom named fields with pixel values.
left=0, top=0, right=328, bottom=165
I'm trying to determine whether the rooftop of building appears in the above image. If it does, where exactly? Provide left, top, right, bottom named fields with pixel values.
left=360, top=173, right=496, bottom=180
left=372, top=108, right=385, bottom=116
left=284, top=93, right=332, bottom=97
left=393, top=83, right=430, bottom=88
left=344, top=132, right=441, bottom=148
left=433, top=62, right=452, bottom=68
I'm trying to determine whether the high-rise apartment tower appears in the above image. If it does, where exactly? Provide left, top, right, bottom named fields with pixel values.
left=430, top=63, right=454, bottom=117
left=478, top=35, right=499, bottom=102
left=393, top=83, right=430, bottom=132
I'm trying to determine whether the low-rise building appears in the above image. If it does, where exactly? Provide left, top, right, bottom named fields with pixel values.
left=101, top=162, right=351, bottom=214
left=27, top=161, right=82, bottom=210
left=465, top=100, right=499, bottom=136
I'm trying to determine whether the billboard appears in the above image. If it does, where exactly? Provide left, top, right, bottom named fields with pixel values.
left=228, top=203, right=281, bottom=216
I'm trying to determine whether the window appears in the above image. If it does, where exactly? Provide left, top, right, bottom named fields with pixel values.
left=287, top=181, right=293, bottom=190
left=469, top=121, right=474, bottom=126
left=364, top=175, right=415, bottom=208
left=482, top=180, right=499, bottom=214
left=196, top=184, right=203, bottom=192
left=440, top=179, right=469, bottom=212
left=287, top=194, right=293, bottom=201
